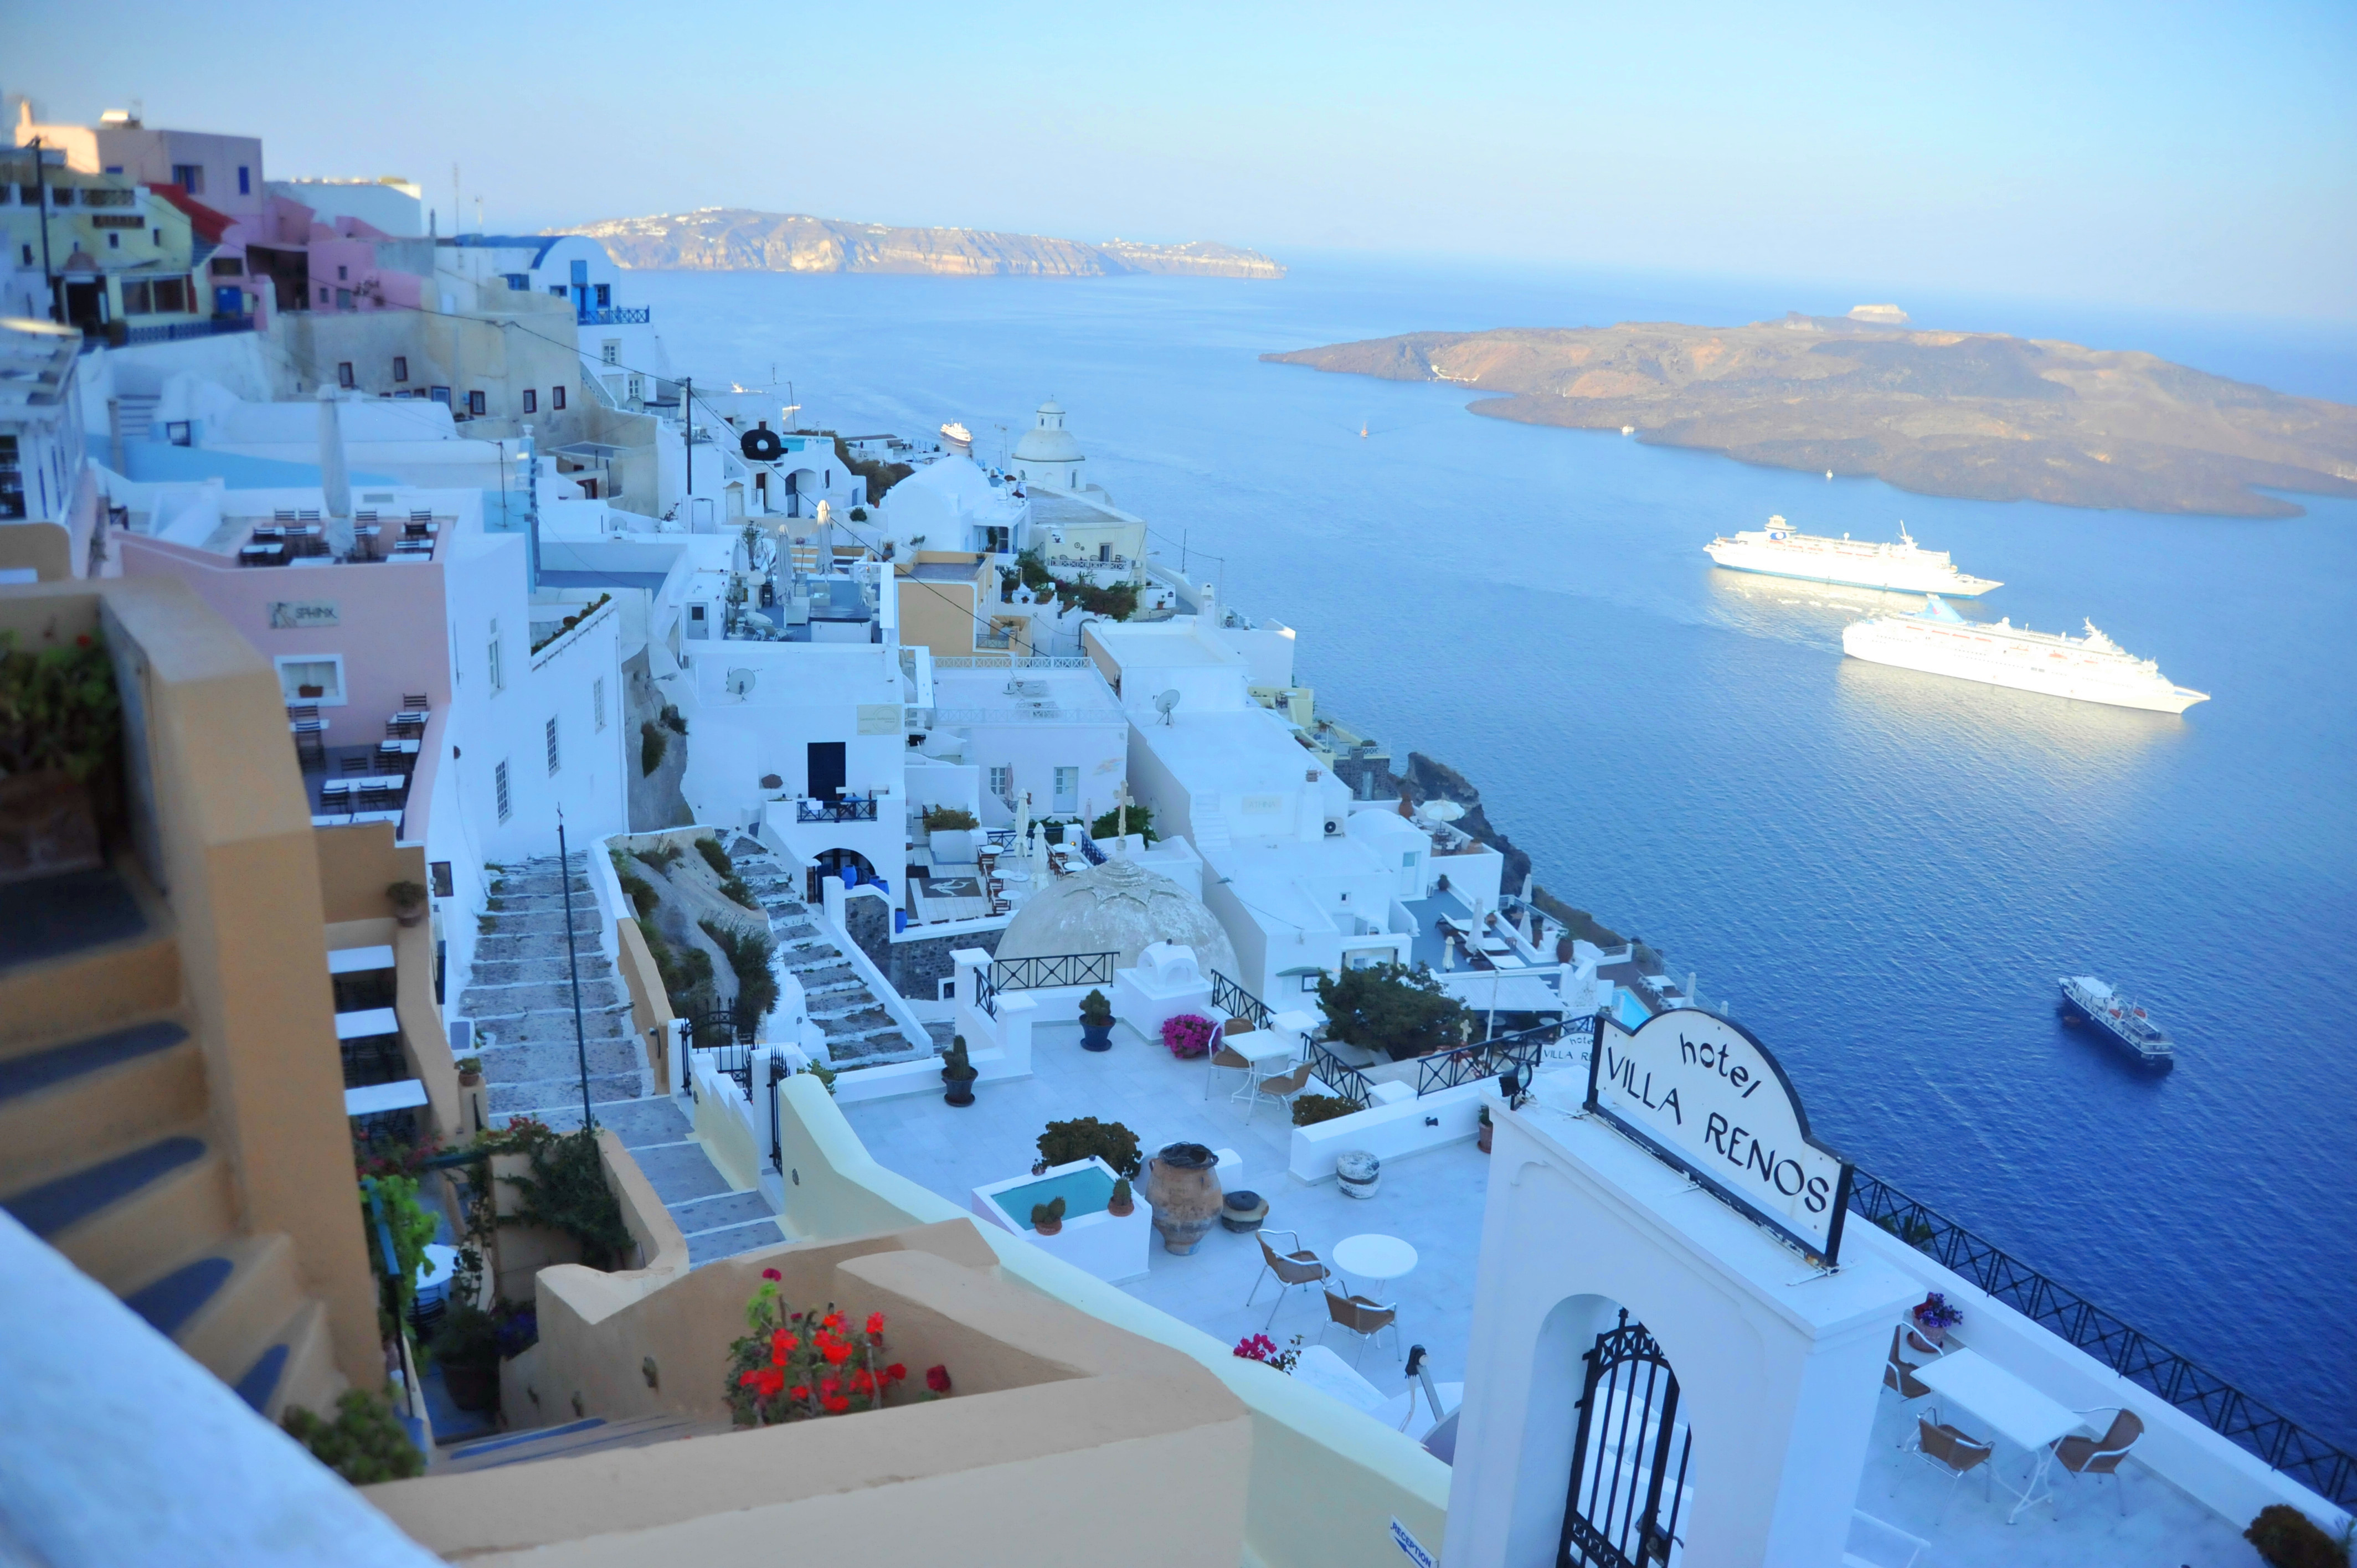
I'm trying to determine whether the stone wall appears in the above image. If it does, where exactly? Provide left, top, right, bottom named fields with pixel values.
left=891, top=924, right=1003, bottom=1003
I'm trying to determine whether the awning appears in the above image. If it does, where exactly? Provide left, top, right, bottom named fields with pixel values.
left=344, top=1079, right=428, bottom=1117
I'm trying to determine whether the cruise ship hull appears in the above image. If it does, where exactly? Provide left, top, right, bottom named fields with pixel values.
left=1842, top=621, right=2208, bottom=713
left=1706, top=541, right=2001, bottom=597
left=2058, top=979, right=2174, bottom=1068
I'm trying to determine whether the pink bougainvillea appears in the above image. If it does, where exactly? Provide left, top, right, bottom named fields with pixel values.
left=1161, top=1013, right=1217, bottom=1060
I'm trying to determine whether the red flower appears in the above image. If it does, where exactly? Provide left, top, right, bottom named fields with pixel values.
left=761, top=1267, right=782, bottom=1282
left=925, top=1364, right=951, bottom=1394
left=745, top=1366, right=784, bottom=1400
left=822, top=1311, right=847, bottom=1332
left=738, top=1369, right=761, bottom=1388
left=75, top=634, right=91, bottom=648
left=885, top=1363, right=907, bottom=1382
left=789, top=1385, right=810, bottom=1402
left=819, top=1375, right=841, bottom=1398
left=822, top=1395, right=851, bottom=1414
left=864, top=1312, right=886, bottom=1337
left=822, top=1339, right=853, bottom=1365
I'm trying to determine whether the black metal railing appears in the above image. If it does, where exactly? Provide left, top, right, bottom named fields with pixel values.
left=972, top=964, right=999, bottom=1017
left=1848, top=1169, right=2357, bottom=1505
left=990, top=951, right=1117, bottom=992
left=797, top=797, right=879, bottom=823
left=1210, top=971, right=1273, bottom=1030
left=1077, top=834, right=1107, bottom=865
left=1414, top=1022, right=1558, bottom=1097
left=1304, top=1041, right=1373, bottom=1109
left=688, top=1009, right=758, bottom=1097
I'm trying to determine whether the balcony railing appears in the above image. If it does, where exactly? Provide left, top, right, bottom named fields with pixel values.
left=796, top=797, right=879, bottom=823
left=1210, top=971, right=1273, bottom=1031
left=1846, top=1169, right=2357, bottom=1505
left=1414, top=1022, right=1557, bottom=1097
left=577, top=306, right=651, bottom=326
left=1304, top=1042, right=1373, bottom=1109
left=122, top=315, right=254, bottom=347
left=989, top=951, right=1118, bottom=993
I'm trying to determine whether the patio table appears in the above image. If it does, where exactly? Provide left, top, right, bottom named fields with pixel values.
left=1914, top=1348, right=2087, bottom=1523
left=1332, top=1233, right=1419, bottom=1292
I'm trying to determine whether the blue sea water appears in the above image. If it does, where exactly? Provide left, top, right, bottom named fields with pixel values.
left=629, top=256, right=2357, bottom=1452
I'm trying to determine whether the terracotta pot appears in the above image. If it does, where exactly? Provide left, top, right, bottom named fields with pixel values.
left=1912, top=1317, right=1949, bottom=1348
left=394, top=906, right=426, bottom=927
left=1478, top=1121, right=1494, bottom=1154
left=459, top=1070, right=483, bottom=1089
left=1142, top=1143, right=1223, bottom=1255
left=1108, top=1195, right=1134, bottom=1218
left=1034, top=1217, right=1062, bottom=1237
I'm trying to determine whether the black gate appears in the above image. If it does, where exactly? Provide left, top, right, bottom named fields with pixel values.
left=1560, top=1311, right=1692, bottom=1568
left=689, top=1009, right=758, bottom=1097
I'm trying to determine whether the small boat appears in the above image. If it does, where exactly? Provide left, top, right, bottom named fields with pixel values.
left=2057, top=975, right=2174, bottom=1067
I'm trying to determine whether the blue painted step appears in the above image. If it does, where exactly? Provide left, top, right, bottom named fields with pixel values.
left=122, top=1254, right=234, bottom=1340
left=0, top=1020, right=188, bottom=1103
left=446, top=1418, right=606, bottom=1462
left=234, top=1344, right=288, bottom=1413
left=0, top=1136, right=206, bottom=1238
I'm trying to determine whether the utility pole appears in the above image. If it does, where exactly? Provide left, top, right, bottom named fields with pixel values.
left=682, top=374, right=693, bottom=521
left=555, top=811, right=596, bottom=1132
left=451, top=163, right=461, bottom=236
left=29, top=138, right=57, bottom=324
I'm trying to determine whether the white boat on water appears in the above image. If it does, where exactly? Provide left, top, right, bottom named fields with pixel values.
left=2058, top=975, right=2175, bottom=1067
left=1706, top=517, right=2001, bottom=596
left=1841, top=596, right=2209, bottom=714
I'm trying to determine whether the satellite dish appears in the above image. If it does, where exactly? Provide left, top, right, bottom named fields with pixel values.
left=1153, top=689, right=1181, bottom=726
left=1418, top=800, right=1465, bottom=824
left=725, top=668, right=757, bottom=699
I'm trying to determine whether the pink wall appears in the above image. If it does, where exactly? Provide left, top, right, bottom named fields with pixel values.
left=119, top=536, right=453, bottom=756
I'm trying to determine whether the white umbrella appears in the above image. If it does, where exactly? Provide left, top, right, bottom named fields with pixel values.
left=1013, top=791, right=1030, bottom=850
left=1442, top=935, right=1457, bottom=972
left=316, top=387, right=351, bottom=550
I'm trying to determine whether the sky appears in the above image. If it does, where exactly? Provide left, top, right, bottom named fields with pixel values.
left=7, top=0, right=2353, bottom=320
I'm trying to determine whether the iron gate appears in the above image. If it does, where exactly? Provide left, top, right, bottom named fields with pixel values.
left=689, top=1009, right=758, bottom=1097
left=1560, top=1311, right=1692, bottom=1568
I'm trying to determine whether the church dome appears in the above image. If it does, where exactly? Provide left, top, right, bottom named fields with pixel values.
left=1011, top=399, right=1083, bottom=464
left=995, top=856, right=1237, bottom=977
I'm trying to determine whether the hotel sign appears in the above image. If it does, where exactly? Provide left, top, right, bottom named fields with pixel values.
left=1586, top=1009, right=1853, bottom=1263
left=267, top=600, right=339, bottom=630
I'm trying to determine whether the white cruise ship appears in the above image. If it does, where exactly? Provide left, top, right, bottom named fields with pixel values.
left=1842, top=596, right=2210, bottom=713
left=1705, top=517, right=2001, bottom=596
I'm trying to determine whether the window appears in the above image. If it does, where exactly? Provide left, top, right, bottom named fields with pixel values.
left=0, top=435, right=23, bottom=520
left=172, top=163, right=203, bottom=194
left=593, top=677, right=606, bottom=730
left=107, top=233, right=120, bottom=250
left=467, top=390, right=486, bottom=416
left=429, top=860, right=454, bottom=899
left=548, top=285, right=566, bottom=297
left=503, top=272, right=529, bottom=291
left=600, top=341, right=620, bottom=366
left=209, top=256, right=242, bottom=276
left=337, top=362, right=354, bottom=389
left=1098, top=543, right=1111, bottom=563
left=1301, top=973, right=1322, bottom=994
left=429, top=386, right=451, bottom=405
left=392, top=356, right=408, bottom=383
left=494, top=760, right=511, bottom=822
left=336, top=264, right=348, bottom=281
left=545, top=716, right=560, bottom=775
left=521, top=389, right=536, bottom=414
left=17, top=245, right=29, bottom=266
left=238, top=165, right=250, bottom=196
left=1053, top=766, right=1079, bottom=810
left=487, top=620, right=503, bottom=693
left=594, top=283, right=610, bottom=307
left=550, top=385, right=565, bottom=411
left=335, top=288, right=352, bottom=310
left=274, top=654, right=346, bottom=706
left=625, top=375, right=643, bottom=403
left=318, top=287, right=330, bottom=305
left=989, top=765, right=1013, bottom=803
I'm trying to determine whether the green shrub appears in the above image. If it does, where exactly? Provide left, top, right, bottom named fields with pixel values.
left=2246, top=1506, right=2351, bottom=1568
left=638, top=916, right=714, bottom=1019
left=635, top=842, right=685, bottom=873
left=502, top=1128, right=633, bottom=1270
left=1089, top=803, right=1156, bottom=844
left=430, top=1299, right=501, bottom=1373
left=0, top=627, right=121, bottom=785
left=1030, top=1195, right=1067, bottom=1229
left=616, top=868, right=659, bottom=919
left=660, top=703, right=688, bottom=736
left=1078, top=988, right=1113, bottom=1026
left=1036, top=1116, right=1141, bottom=1179
left=921, top=804, right=980, bottom=832
left=1291, top=1094, right=1361, bottom=1127
left=701, top=918, right=778, bottom=1019
left=694, top=835, right=733, bottom=878
left=360, top=1174, right=440, bottom=1338
left=284, top=1390, right=423, bottom=1484
left=640, top=720, right=668, bottom=775
left=1316, top=961, right=1471, bottom=1062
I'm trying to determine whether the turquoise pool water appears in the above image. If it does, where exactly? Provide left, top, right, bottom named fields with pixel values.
left=995, top=1167, right=1115, bottom=1230
left=1613, top=988, right=1654, bottom=1032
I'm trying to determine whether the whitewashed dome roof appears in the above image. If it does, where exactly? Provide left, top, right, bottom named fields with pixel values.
left=1012, top=399, right=1083, bottom=464
left=995, top=856, right=1237, bottom=977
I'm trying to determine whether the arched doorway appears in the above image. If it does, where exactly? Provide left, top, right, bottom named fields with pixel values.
left=1562, top=1310, right=1692, bottom=1567
left=806, top=847, right=877, bottom=903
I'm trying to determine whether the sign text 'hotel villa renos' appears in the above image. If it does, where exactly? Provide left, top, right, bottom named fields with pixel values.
left=1586, top=1009, right=1854, bottom=1263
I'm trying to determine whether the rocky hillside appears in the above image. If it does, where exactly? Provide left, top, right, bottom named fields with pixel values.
left=549, top=209, right=1283, bottom=279
left=1265, top=315, right=2357, bottom=518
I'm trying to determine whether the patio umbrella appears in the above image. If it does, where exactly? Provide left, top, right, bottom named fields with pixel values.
left=316, top=386, right=352, bottom=550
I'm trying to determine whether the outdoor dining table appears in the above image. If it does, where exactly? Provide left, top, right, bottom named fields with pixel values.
left=1331, top=1233, right=1419, bottom=1337
left=1913, top=1348, right=2088, bottom=1523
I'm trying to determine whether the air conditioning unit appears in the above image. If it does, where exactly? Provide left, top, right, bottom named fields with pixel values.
left=1322, top=816, right=1344, bottom=837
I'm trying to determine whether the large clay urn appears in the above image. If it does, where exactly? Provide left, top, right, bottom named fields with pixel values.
left=1142, top=1142, right=1223, bottom=1255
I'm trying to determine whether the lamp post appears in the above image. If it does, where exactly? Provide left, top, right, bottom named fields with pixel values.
left=555, top=808, right=595, bottom=1131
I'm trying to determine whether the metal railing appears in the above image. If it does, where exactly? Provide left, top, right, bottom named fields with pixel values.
left=577, top=306, right=651, bottom=325
left=972, top=964, right=999, bottom=1017
left=1209, top=971, right=1272, bottom=1030
left=688, top=1009, right=759, bottom=1097
left=932, top=655, right=1096, bottom=670
left=1076, top=834, right=1107, bottom=865
left=1414, top=1022, right=1558, bottom=1097
left=1847, top=1169, right=2357, bottom=1505
left=797, top=797, right=879, bottom=823
left=1304, top=1042, right=1373, bottom=1109
left=989, top=951, right=1117, bottom=992
left=930, top=704, right=1123, bottom=726
left=123, top=315, right=253, bottom=346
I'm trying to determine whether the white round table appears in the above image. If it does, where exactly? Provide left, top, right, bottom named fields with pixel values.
left=1332, top=1233, right=1419, bottom=1293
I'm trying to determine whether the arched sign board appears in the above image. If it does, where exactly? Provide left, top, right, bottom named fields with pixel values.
left=1586, top=1009, right=1854, bottom=1265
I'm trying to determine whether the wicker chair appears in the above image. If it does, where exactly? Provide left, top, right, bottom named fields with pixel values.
left=1912, top=1414, right=1994, bottom=1515
left=1244, top=1229, right=1330, bottom=1328
left=1241, top=1062, right=1313, bottom=1125
left=2052, top=1409, right=2143, bottom=1514
left=1320, top=1288, right=1399, bottom=1365
left=1204, top=1039, right=1254, bottom=1099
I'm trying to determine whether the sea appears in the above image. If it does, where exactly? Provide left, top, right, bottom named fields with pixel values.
left=626, top=255, right=2357, bottom=1453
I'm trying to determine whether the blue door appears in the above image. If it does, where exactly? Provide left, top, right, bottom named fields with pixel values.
left=214, top=285, right=244, bottom=317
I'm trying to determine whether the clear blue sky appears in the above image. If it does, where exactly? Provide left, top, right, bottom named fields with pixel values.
left=8, top=0, right=2352, bottom=319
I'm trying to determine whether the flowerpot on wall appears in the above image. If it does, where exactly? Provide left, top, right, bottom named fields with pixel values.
left=1080, top=1020, right=1114, bottom=1052
left=0, top=770, right=105, bottom=885
left=1142, top=1143, right=1222, bottom=1255
left=1477, top=1121, right=1494, bottom=1154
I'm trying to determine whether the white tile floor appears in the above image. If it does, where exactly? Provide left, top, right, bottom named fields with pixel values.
left=838, top=1017, right=2263, bottom=1568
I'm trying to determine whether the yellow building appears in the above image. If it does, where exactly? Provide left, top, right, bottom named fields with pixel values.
left=0, top=146, right=204, bottom=338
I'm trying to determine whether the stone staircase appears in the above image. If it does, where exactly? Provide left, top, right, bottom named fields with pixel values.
left=435, top=1411, right=729, bottom=1474
left=728, top=839, right=929, bottom=1065
left=0, top=871, right=346, bottom=1422
left=456, top=852, right=783, bottom=1271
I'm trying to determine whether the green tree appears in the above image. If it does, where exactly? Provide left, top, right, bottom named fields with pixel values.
left=1316, top=961, right=1471, bottom=1062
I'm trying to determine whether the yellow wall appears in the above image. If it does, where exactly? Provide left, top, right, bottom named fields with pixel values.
left=0, top=521, right=73, bottom=582
left=894, top=553, right=984, bottom=657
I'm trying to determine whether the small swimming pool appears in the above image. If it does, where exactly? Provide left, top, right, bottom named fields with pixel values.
left=992, top=1165, right=1115, bottom=1231
left=1613, top=988, right=1654, bottom=1031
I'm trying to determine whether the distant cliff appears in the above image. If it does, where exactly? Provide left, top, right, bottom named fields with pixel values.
left=548, top=209, right=1284, bottom=280
left=1265, top=315, right=2357, bottom=518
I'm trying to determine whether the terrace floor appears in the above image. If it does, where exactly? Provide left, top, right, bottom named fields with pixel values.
left=838, top=1014, right=2267, bottom=1568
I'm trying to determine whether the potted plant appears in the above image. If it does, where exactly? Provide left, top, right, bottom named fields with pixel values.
left=1030, top=1196, right=1067, bottom=1236
left=1078, top=989, right=1115, bottom=1051
left=456, top=1056, right=483, bottom=1088
left=431, top=1300, right=502, bottom=1412
left=1911, top=1292, right=1963, bottom=1347
left=1161, top=1013, right=1215, bottom=1060
left=1478, top=1103, right=1494, bottom=1154
left=388, top=880, right=428, bottom=927
left=0, top=628, right=121, bottom=884
left=941, top=1034, right=978, bottom=1107
left=1107, top=1177, right=1134, bottom=1218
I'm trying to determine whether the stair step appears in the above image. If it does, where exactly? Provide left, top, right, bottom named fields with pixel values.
left=0, top=865, right=151, bottom=979
left=667, top=1188, right=774, bottom=1235
left=123, top=1252, right=234, bottom=1339
left=437, top=1413, right=720, bottom=1474
left=234, top=1342, right=289, bottom=1414
left=0, top=918, right=179, bottom=1054
left=256, top=1297, right=344, bottom=1422
left=2, top=1134, right=207, bottom=1239
left=0, top=1019, right=189, bottom=1101
left=686, top=1217, right=786, bottom=1267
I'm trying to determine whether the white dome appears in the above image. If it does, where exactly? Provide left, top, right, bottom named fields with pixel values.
left=995, top=856, right=1238, bottom=977
left=1012, top=399, right=1083, bottom=465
